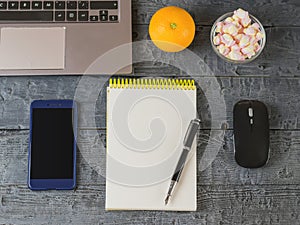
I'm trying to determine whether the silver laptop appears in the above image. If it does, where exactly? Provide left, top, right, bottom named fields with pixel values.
left=0, top=0, right=132, bottom=75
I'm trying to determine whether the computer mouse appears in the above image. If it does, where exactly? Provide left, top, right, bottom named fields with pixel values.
left=233, top=100, right=270, bottom=168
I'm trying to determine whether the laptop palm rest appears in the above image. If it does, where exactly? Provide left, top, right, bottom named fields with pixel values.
left=0, top=27, right=65, bottom=70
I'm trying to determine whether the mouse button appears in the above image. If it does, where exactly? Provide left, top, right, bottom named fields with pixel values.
left=234, top=104, right=250, bottom=119
left=253, top=101, right=269, bottom=115
left=248, top=107, right=254, bottom=117
left=233, top=101, right=250, bottom=112
left=234, top=110, right=251, bottom=127
left=237, top=100, right=251, bottom=106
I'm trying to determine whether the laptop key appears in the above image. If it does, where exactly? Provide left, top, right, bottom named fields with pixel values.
left=8, top=1, right=19, bottom=9
left=90, top=1, right=118, bottom=9
left=20, top=1, right=30, bottom=9
left=100, top=15, right=108, bottom=21
left=78, top=11, right=88, bottom=21
left=0, top=11, right=53, bottom=21
left=99, top=10, right=108, bottom=16
left=55, top=1, right=65, bottom=9
left=55, top=11, right=65, bottom=21
left=90, top=15, right=98, bottom=22
left=0, top=1, right=7, bottom=10
left=67, top=1, right=77, bottom=9
left=109, top=15, right=118, bottom=21
left=78, top=1, right=88, bottom=9
left=67, top=11, right=77, bottom=21
left=44, top=1, right=53, bottom=9
left=32, top=1, right=42, bottom=9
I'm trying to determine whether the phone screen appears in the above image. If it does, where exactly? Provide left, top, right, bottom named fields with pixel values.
left=30, top=108, right=74, bottom=179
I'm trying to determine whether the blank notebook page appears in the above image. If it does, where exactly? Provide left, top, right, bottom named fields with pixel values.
left=106, top=78, right=197, bottom=211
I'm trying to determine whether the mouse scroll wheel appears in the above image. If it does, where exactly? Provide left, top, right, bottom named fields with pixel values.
left=248, top=108, right=253, bottom=117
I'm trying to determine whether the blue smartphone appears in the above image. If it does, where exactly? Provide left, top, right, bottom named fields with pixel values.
left=28, top=100, right=77, bottom=190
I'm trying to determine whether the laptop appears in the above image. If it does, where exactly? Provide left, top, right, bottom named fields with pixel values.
left=0, top=0, right=132, bottom=75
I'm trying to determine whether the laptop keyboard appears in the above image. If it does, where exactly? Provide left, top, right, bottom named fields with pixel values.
left=0, top=1, right=119, bottom=22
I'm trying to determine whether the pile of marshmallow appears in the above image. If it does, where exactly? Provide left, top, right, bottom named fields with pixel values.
left=213, top=8, right=264, bottom=61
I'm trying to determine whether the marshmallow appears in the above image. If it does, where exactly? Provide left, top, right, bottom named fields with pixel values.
left=223, top=23, right=239, bottom=36
left=231, top=44, right=241, bottom=51
left=249, top=36, right=257, bottom=45
left=227, top=50, right=245, bottom=60
left=254, top=43, right=261, bottom=52
left=234, top=34, right=243, bottom=43
left=244, top=27, right=257, bottom=36
left=241, top=44, right=255, bottom=55
left=222, top=34, right=236, bottom=46
left=241, top=44, right=256, bottom=59
left=234, top=8, right=251, bottom=27
left=247, top=51, right=256, bottom=58
left=216, top=22, right=223, bottom=33
left=238, top=34, right=251, bottom=48
left=231, top=20, right=243, bottom=33
left=251, top=23, right=260, bottom=30
left=213, top=35, right=221, bottom=45
left=256, top=32, right=264, bottom=40
left=234, top=8, right=249, bottom=20
left=218, top=44, right=230, bottom=55
left=232, top=15, right=240, bottom=22
left=241, top=17, right=251, bottom=27
left=224, top=16, right=234, bottom=23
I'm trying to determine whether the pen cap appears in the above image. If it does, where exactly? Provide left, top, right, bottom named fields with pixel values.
left=183, top=119, right=200, bottom=148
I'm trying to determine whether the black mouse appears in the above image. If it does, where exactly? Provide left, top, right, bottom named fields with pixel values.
left=233, top=100, right=270, bottom=168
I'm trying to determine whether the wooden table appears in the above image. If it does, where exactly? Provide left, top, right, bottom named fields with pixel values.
left=1, top=1, right=300, bottom=224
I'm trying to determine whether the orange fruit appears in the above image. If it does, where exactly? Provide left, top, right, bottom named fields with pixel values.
left=149, top=6, right=196, bottom=52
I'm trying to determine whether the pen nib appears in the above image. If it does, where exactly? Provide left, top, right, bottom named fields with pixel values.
left=164, top=195, right=170, bottom=205
left=164, top=180, right=176, bottom=205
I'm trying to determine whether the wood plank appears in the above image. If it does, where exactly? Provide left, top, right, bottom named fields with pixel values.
left=0, top=76, right=80, bottom=129
left=0, top=76, right=300, bottom=130
left=0, top=184, right=299, bottom=225
left=42, top=76, right=300, bottom=130
left=208, top=77, right=300, bottom=129
left=133, top=26, right=300, bottom=77
left=132, top=0, right=300, bottom=26
left=1, top=130, right=300, bottom=186
left=0, top=130, right=106, bottom=185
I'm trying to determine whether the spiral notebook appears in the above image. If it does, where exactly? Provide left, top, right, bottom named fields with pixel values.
left=106, top=78, right=197, bottom=211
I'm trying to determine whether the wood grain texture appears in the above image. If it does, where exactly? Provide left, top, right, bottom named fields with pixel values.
left=1, top=76, right=299, bottom=130
left=132, top=0, right=300, bottom=26
left=0, top=184, right=299, bottom=225
left=1, top=130, right=300, bottom=187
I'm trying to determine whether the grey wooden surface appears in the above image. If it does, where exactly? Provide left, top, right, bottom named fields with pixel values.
left=0, top=0, right=300, bottom=224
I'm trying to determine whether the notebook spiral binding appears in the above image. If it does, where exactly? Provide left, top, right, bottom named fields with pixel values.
left=109, top=78, right=196, bottom=90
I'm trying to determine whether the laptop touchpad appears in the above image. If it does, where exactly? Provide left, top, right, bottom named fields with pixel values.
left=0, top=27, right=65, bottom=70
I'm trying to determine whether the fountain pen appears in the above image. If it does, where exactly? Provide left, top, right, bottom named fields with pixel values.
left=165, top=118, right=201, bottom=205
